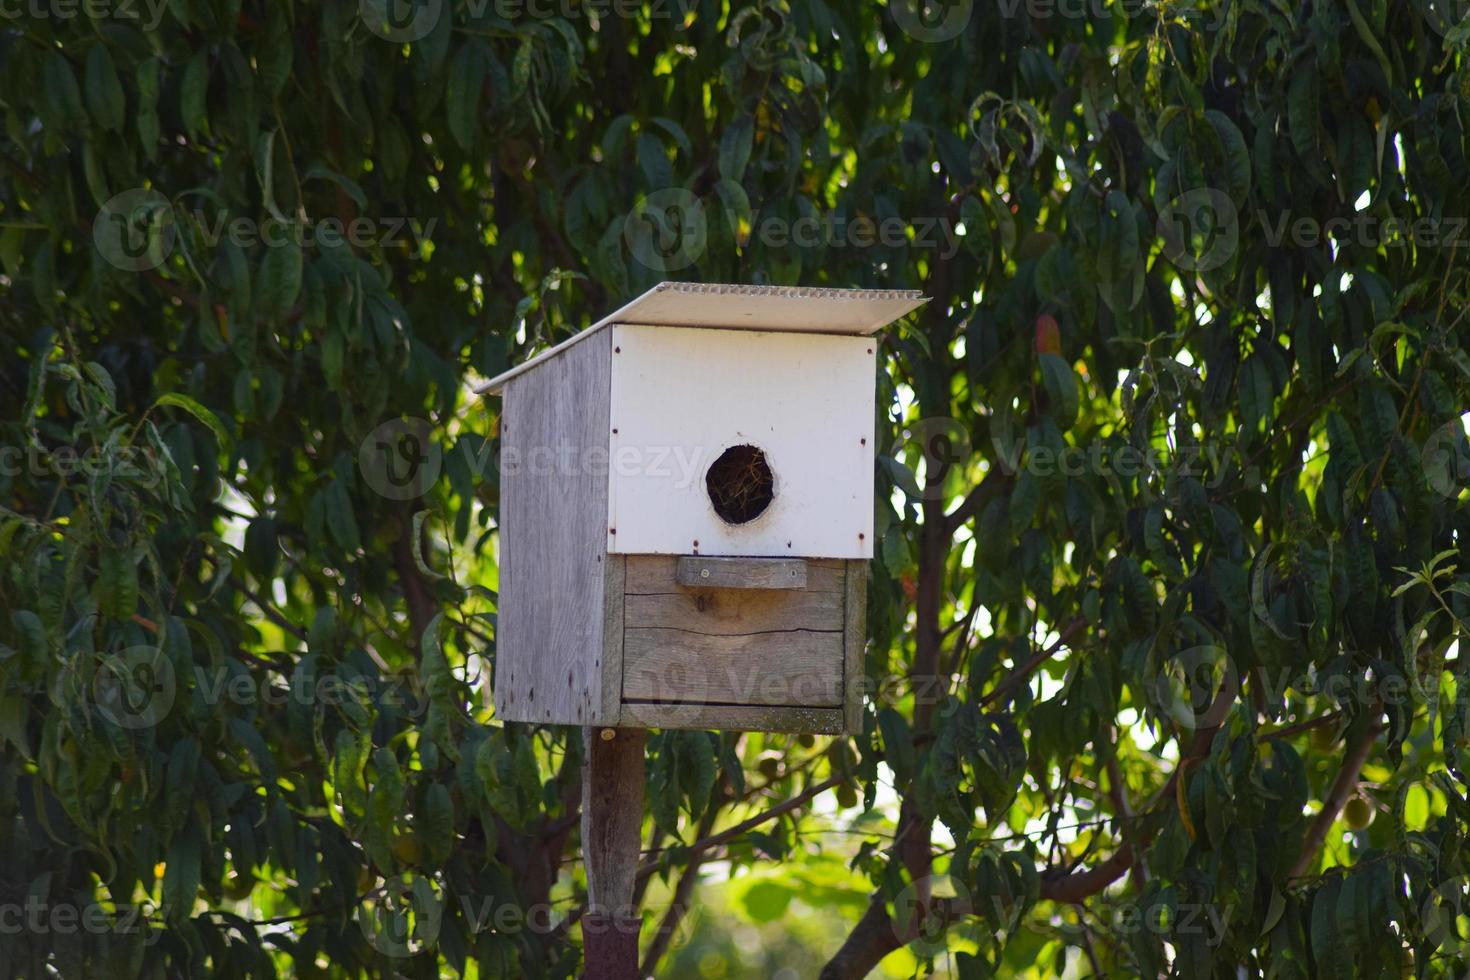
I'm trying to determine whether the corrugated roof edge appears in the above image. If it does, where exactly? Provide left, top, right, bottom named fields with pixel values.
left=473, top=281, right=928, bottom=395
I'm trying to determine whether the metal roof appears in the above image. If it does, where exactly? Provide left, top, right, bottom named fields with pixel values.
left=475, top=281, right=928, bottom=394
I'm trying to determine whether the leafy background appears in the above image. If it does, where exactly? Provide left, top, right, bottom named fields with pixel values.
left=2, top=0, right=1470, bottom=976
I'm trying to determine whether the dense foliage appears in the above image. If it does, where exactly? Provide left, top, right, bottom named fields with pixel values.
left=2, top=0, right=1470, bottom=975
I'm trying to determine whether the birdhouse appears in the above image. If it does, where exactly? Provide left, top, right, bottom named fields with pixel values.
left=479, top=282, right=927, bottom=733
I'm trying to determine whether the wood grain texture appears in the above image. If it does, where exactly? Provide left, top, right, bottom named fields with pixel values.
left=626, top=555, right=845, bottom=595
left=842, top=560, right=869, bottom=734
left=493, top=330, right=613, bottom=726
left=624, top=588, right=842, bottom=635
left=581, top=726, right=645, bottom=977
left=675, top=556, right=808, bottom=590
left=617, top=702, right=845, bottom=733
left=600, top=554, right=626, bottom=725
left=621, top=627, right=843, bottom=706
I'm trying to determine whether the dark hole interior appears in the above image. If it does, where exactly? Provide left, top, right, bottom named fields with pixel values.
left=706, top=445, right=774, bottom=525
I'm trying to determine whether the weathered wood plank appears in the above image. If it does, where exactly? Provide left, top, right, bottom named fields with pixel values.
left=624, top=587, right=842, bottom=636
left=493, top=331, right=613, bottom=726
left=625, top=555, right=844, bottom=595
left=600, top=555, right=626, bottom=725
left=675, top=556, right=808, bottom=590
left=621, top=627, right=843, bottom=706
left=842, top=560, right=868, bottom=735
left=617, top=702, right=845, bottom=733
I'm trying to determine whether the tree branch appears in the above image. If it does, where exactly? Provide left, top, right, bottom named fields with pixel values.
left=980, top=616, right=1087, bottom=707
left=1288, top=722, right=1382, bottom=880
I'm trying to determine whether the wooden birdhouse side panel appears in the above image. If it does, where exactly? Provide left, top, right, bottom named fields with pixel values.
left=494, top=331, right=617, bottom=726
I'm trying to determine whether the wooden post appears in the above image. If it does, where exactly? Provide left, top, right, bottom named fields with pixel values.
left=581, top=726, right=646, bottom=980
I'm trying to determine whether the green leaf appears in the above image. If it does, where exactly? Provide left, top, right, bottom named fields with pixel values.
left=740, top=880, right=793, bottom=923
left=180, top=51, right=210, bottom=139
left=94, top=541, right=139, bottom=621
left=1038, top=353, right=1078, bottom=428
left=152, top=393, right=228, bottom=447
left=84, top=45, right=125, bottom=134
left=163, top=821, right=203, bottom=923
left=446, top=41, right=487, bottom=151
left=637, top=132, right=672, bottom=189
left=719, top=115, right=755, bottom=182
left=257, top=237, right=304, bottom=322
left=421, top=784, right=454, bottom=866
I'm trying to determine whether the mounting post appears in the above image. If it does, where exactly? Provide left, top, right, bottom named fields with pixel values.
left=580, top=726, right=646, bottom=980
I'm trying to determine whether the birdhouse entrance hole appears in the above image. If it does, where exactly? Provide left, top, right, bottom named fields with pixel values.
left=706, top=444, right=774, bottom=525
